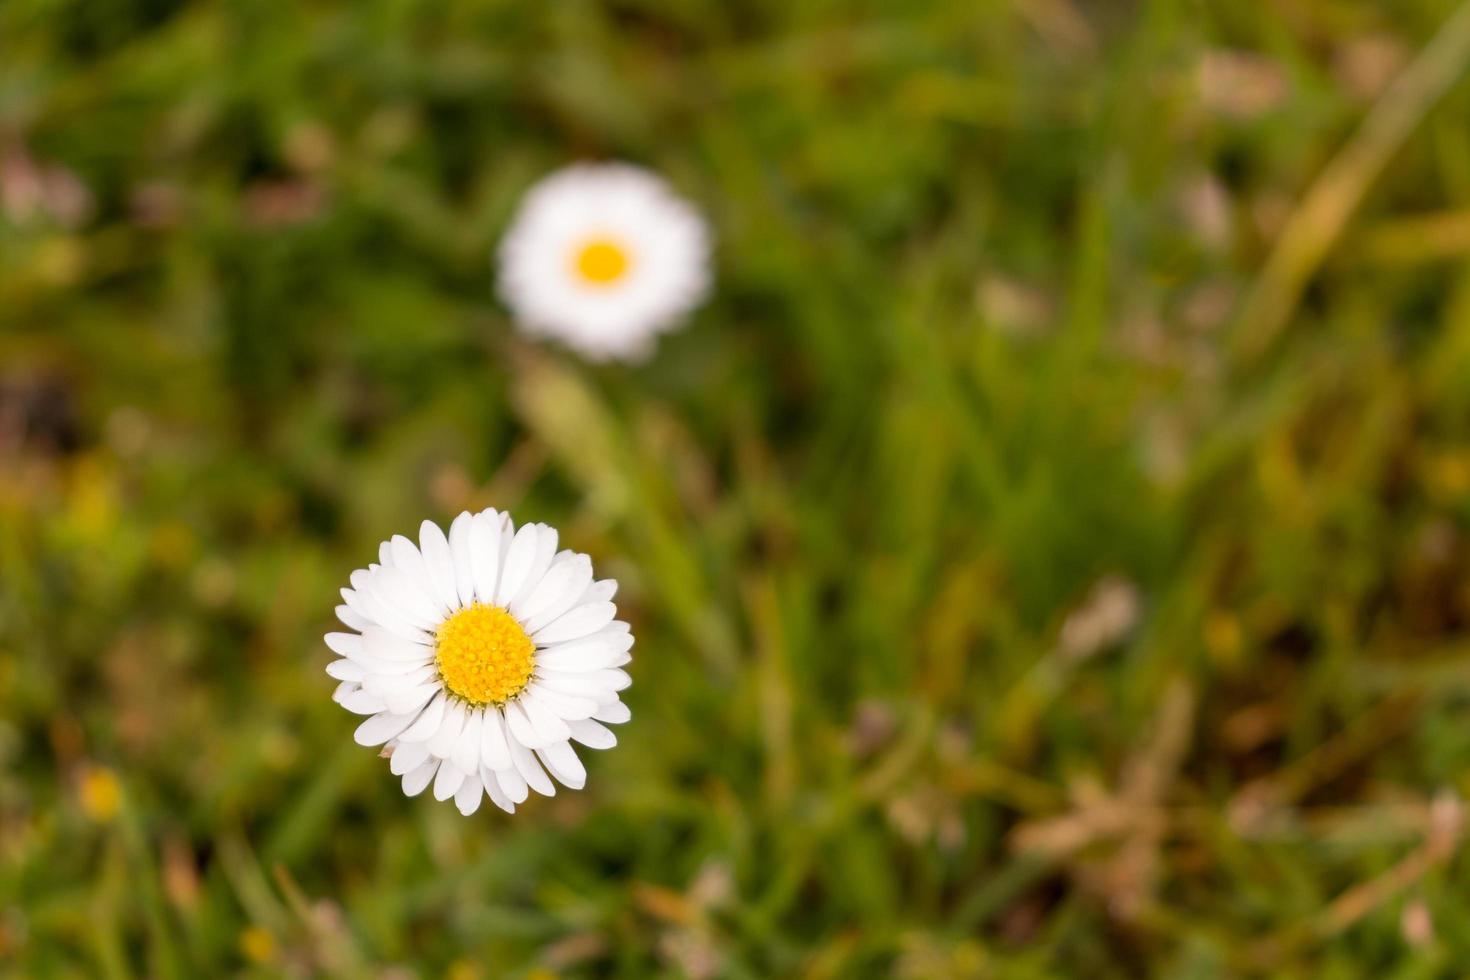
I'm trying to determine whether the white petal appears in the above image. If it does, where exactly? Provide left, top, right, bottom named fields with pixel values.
left=519, top=690, right=572, bottom=743
left=342, top=582, right=365, bottom=606
left=383, top=681, right=439, bottom=715
left=362, top=625, right=432, bottom=662
left=515, top=555, right=593, bottom=632
left=390, top=740, right=430, bottom=775
left=510, top=739, right=555, bottom=796
left=324, top=632, right=363, bottom=657
left=448, top=511, right=478, bottom=608
left=433, top=760, right=466, bottom=800
left=533, top=629, right=633, bottom=672
left=523, top=683, right=599, bottom=721
left=511, top=553, right=579, bottom=621
left=356, top=654, right=433, bottom=676
left=537, top=669, right=625, bottom=701
left=454, top=708, right=483, bottom=776
left=537, top=740, right=587, bottom=790
left=511, top=525, right=558, bottom=607
left=360, top=673, right=408, bottom=698
left=579, top=579, right=618, bottom=605
left=470, top=510, right=504, bottom=605
left=593, top=699, right=631, bottom=725
left=331, top=680, right=357, bottom=705
left=480, top=707, right=513, bottom=771
left=482, top=766, right=516, bottom=813
left=455, top=772, right=484, bottom=815
left=494, top=524, right=541, bottom=606
left=502, top=699, right=542, bottom=749
left=398, top=691, right=448, bottom=742
left=418, top=520, right=459, bottom=612
left=336, top=604, right=369, bottom=631
left=533, top=601, right=617, bottom=645
left=378, top=541, right=393, bottom=567
left=326, top=659, right=364, bottom=682
left=390, top=534, right=432, bottom=593
left=402, top=759, right=439, bottom=797
left=362, top=663, right=437, bottom=696
left=428, top=698, right=467, bottom=758
left=339, top=688, right=387, bottom=715
left=372, top=565, right=441, bottom=630
left=329, top=633, right=379, bottom=669
left=370, top=660, right=438, bottom=688
left=343, top=580, right=428, bottom=643
left=495, top=766, right=529, bottom=804
left=354, top=710, right=418, bottom=746
left=568, top=717, right=617, bottom=750
left=344, top=576, right=383, bottom=620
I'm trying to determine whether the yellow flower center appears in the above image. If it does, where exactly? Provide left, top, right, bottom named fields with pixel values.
left=434, top=603, right=536, bottom=705
left=573, top=237, right=631, bottom=285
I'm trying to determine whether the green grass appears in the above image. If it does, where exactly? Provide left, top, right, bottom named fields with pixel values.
left=6, top=0, right=1470, bottom=975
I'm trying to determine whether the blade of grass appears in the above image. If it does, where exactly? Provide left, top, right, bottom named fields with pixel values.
left=1233, top=0, right=1470, bottom=363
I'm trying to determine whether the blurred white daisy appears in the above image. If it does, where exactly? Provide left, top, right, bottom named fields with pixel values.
left=326, top=510, right=632, bottom=815
left=497, top=162, right=711, bottom=361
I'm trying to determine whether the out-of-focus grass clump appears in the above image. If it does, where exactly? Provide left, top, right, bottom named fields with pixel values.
left=5, top=0, right=1470, bottom=976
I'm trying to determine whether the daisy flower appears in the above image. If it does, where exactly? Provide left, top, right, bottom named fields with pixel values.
left=326, top=510, right=632, bottom=815
left=497, top=162, right=711, bottom=361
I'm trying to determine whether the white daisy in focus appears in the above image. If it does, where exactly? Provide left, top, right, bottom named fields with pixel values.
left=497, top=162, right=711, bottom=361
left=326, top=510, right=632, bottom=815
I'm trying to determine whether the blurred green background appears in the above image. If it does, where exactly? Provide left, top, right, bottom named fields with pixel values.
left=6, top=0, right=1470, bottom=976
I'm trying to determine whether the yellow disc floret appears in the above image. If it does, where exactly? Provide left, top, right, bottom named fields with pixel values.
left=573, top=238, right=631, bottom=285
left=434, top=603, right=536, bottom=705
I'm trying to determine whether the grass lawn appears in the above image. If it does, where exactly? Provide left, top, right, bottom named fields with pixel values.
left=5, top=0, right=1470, bottom=975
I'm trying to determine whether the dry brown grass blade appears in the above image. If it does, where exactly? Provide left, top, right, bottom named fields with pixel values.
left=1232, top=0, right=1470, bottom=363
left=1008, top=679, right=1195, bottom=919
left=1227, top=693, right=1420, bottom=835
left=1315, top=791, right=1463, bottom=937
